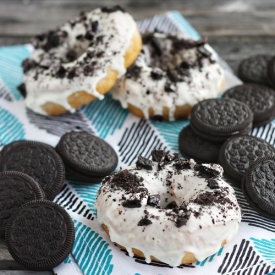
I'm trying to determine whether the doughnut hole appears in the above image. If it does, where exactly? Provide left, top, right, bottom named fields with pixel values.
left=42, top=28, right=142, bottom=115
left=165, top=201, right=177, bottom=209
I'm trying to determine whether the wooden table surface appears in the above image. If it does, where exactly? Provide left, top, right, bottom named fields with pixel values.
left=1, top=0, right=275, bottom=274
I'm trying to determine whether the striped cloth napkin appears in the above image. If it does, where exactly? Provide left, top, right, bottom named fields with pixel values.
left=1, top=11, right=275, bottom=275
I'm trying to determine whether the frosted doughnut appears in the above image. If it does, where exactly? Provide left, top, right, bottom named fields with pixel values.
left=112, top=32, right=225, bottom=121
left=20, top=6, right=142, bottom=115
left=95, top=150, right=241, bottom=266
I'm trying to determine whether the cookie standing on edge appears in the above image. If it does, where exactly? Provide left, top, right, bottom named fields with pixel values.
left=5, top=200, right=75, bottom=270
left=242, top=156, right=275, bottom=219
left=222, top=83, right=275, bottom=127
left=0, top=171, right=45, bottom=237
left=0, top=141, right=65, bottom=200
left=178, top=125, right=222, bottom=163
left=238, top=54, right=272, bottom=85
left=218, top=135, right=275, bottom=184
left=190, top=98, right=253, bottom=142
left=56, top=131, right=118, bottom=183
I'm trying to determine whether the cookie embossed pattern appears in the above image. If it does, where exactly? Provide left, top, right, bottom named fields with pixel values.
left=5, top=200, right=75, bottom=271
left=0, top=141, right=65, bottom=200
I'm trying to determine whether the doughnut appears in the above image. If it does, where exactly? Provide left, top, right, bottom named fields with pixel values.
left=95, top=150, right=241, bottom=266
left=112, top=32, right=225, bottom=120
left=20, top=6, right=142, bottom=115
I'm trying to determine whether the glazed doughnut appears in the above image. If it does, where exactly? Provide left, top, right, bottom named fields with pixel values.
left=95, top=150, right=241, bottom=266
left=21, top=6, right=142, bottom=115
left=112, top=32, right=225, bottom=120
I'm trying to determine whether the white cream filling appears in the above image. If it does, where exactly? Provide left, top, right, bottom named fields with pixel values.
left=112, top=33, right=224, bottom=120
left=24, top=8, right=136, bottom=114
left=95, top=161, right=241, bottom=266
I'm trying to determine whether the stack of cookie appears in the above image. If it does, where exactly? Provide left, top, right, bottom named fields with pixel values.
left=55, top=131, right=118, bottom=183
left=0, top=141, right=74, bottom=270
left=180, top=54, right=275, bottom=164
left=179, top=54, right=275, bottom=220
left=222, top=54, right=275, bottom=127
left=0, top=131, right=118, bottom=270
left=179, top=97, right=253, bottom=163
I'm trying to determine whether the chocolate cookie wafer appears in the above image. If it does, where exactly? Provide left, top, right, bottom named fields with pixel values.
left=190, top=98, right=253, bottom=142
left=0, top=141, right=65, bottom=200
left=0, top=171, right=45, bottom=237
left=238, top=54, right=272, bottom=85
left=222, top=83, right=275, bottom=127
left=56, top=131, right=118, bottom=183
left=242, top=156, right=275, bottom=219
left=178, top=125, right=222, bottom=163
left=5, top=200, right=74, bottom=270
left=219, top=135, right=275, bottom=184
left=0, top=140, right=26, bottom=158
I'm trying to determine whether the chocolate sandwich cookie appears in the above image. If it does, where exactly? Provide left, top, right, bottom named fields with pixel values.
left=0, top=171, right=45, bottom=237
left=242, top=156, right=275, bottom=219
left=238, top=54, right=272, bottom=85
left=219, top=135, right=275, bottom=184
left=0, top=141, right=65, bottom=200
left=190, top=98, right=253, bottom=142
left=56, top=131, right=118, bottom=182
left=65, top=164, right=104, bottom=183
left=222, top=84, right=275, bottom=127
left=267, top=56, right=275, bottom=89
left=178, top=125, right=222, bottom=163
left=5, top=200, right=74, bottom=270
left=0, top=140, right=26, bottom=158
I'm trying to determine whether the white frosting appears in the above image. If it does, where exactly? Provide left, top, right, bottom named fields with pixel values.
left=95, top=156, right=241, bottom=266
left=23, top=8, right=137, bottom=114
left=112, top=32, right=225, bottom=120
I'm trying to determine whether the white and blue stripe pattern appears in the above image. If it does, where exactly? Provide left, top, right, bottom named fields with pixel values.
left=70, top=182, right=101, bottom=217
left=0, top=106, right=25, bottom=145
left=251, top=238, right=275, bottom=264
left=151, top=119, right=189, bottom=152
left=81, top=94, right=128, bottom=139
left=0, top=45, right=31, bottom=100
left=73, top=220, right=114, bottom=275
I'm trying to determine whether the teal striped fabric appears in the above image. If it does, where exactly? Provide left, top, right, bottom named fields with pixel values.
left=0, top=45, right=31, bottom=100
left=0, top=107, right=25, bottom=145
left=70, top=182, right=101, bottom=217
left=73, top=220, right=114, bottom=275
left=81, top=94, right=128, bottom=138
left=251, top=238, right=275, bottom=264
left=151, top=119, right=189, bottom=152
left=195, top=247, right=224, bottom=267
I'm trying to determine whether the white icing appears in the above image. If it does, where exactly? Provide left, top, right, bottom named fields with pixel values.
left=24, top=8, right=137, bottom=114
left=112, top=32, right=225, bottom=120
left=95, top=159, right=241, bottom=267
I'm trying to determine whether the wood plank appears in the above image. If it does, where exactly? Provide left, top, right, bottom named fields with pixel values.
left=1, top=35, right=274, bottom=75
left=1, top=0, right=275, bottom=36
left=209, top=36, right=275, bottom=73
left=0, top=239, right=24, bottom=270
